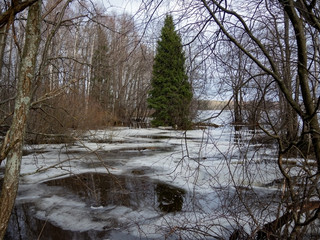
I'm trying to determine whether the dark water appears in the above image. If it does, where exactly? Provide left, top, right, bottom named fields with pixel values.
left=44, top=173, right=186, bottom=212
left=6, top=204, right=111, bottom=240
left=5, top=173, right=186, bottom=240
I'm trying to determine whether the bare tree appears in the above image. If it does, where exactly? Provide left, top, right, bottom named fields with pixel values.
left=139, top=0, right=320, bottom=238
left=88, top=14, right=153, bottom=126
left=0, top=0, right=154, bottom=238
left=191, top=0, right=320, bottom=238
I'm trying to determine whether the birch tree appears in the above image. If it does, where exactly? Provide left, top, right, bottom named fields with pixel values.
left=0, top=1, right=41, bottom=238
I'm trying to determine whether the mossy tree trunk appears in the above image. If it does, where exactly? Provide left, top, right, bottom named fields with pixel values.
left=0, top=1, right=41, bottom=238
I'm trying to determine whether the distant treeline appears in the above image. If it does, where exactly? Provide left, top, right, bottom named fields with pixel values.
left=198, top=100, right=280, bottom=111
left=198, top=100, right=233, bottom=110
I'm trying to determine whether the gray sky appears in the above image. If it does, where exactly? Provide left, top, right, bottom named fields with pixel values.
left=97, top=0, right=141, bottom=15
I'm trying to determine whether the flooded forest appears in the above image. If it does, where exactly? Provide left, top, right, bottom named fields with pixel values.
left=1, top=0, right=320, bottom=239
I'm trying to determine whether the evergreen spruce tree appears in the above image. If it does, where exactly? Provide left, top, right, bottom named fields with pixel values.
left=148, top=15, right=193, bottom=129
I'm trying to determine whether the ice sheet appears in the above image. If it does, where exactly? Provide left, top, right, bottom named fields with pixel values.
left=6, top=110, right=283, bottom=239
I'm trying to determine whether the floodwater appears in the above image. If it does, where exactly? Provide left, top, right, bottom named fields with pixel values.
left=44, top=173, right=186, bottom=212
left=2, top=112, right=277, bottom=239
left=2, top=126, right=200, bottom=240
left=5, top=173, right=186, bottom=240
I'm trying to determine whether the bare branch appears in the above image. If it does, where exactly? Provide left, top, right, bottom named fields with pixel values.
left=0, top=0, right=38, bottom=28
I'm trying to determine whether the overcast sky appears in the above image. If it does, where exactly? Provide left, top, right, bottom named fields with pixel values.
left=96, top=0, right=141, bottom=15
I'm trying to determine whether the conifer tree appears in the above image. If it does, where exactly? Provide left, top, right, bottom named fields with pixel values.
left=148, top=15, right=193, bottom=129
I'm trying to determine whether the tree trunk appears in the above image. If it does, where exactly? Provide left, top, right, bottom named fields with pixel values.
left=282, top=11, right=298, bottom=143
left=0, top=23, right=8, bottom=78
left=0, top=1, right=41, bottom=238
left=281, top=0, right=320, bottom=171
left=233, top=86, right=243, bottom=130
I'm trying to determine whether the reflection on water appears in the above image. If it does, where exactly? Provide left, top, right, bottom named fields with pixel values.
left=233, top=132, right=242, bottom=145
left=45, top=173, right=185, bottom=211
left=6, top=173, right=186, bottom=239
left=156, top=183, right=185, bottom=212
left=6, top=204, right=109, bottom=240
left=233, top=126, right=276, bottom=147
